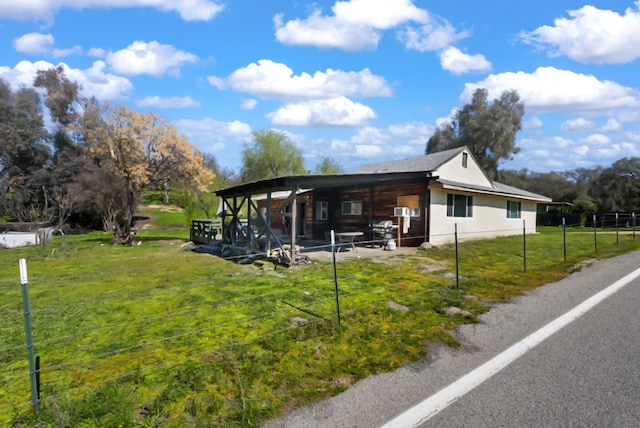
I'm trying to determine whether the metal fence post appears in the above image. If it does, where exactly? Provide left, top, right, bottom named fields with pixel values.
left=330, top=231, right=341, bottom=327
left=616, top=213, right=619, bottom=244
left=19, top=258, right=39, bottom=411
left=455, top=224, right=459, bottom=290
left=593, top=214, right=597, bottom=252
left=523, top=219, right=527, bottom=273
left=562, top=217, right=567, bottom=262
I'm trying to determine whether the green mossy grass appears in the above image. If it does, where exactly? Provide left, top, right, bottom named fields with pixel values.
left=2, top=213, right=639, bottom=426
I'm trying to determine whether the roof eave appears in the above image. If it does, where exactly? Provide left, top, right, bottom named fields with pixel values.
left=431, top=181, right=552, bottom=203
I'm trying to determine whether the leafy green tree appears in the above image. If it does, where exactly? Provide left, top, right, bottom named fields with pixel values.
left=0, top=79, right=52, bottom=222
left=314, top=157, right=344, bottom=174
left=33, top=66, right=100, bottom=230
left=572, top=198, right=597, bottom=215
left=592, top=157, right=640, bottom=212
left=34, top=65, right=83, bottom=128
left=427, top=88, right=524, bottom=179
left=79, top=103, right=214, bottom=242
left=240, top=129, right=306, bottom=183
left=499, top=168, right=577, bottom=203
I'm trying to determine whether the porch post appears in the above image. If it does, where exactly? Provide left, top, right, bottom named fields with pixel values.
left=266, top=192, right=272, bottom=256
left=290, top=188, right=297, bottom=262
left=247, top=194, right=252, bottom=243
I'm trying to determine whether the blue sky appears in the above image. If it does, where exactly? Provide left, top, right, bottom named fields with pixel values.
left=1, top=0, right=639, bottom=175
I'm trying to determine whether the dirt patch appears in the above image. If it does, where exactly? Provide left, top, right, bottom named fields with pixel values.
left=144, top=204, right=184, bottom=213
left=156, top=239, right=185, bottom=246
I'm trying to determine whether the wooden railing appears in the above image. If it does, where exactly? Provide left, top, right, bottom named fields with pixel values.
left=190, top=219, right=222, bottom=244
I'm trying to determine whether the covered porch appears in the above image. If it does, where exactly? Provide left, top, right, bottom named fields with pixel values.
left=214, top=171, right=433, bottom=265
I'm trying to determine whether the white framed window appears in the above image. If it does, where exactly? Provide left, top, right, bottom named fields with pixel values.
left=341, top=200, right=363, bottom=216
left=507, top=201, right=521, bottom=219
left=447, top=194, right=473, bottom=217
left=462, top=152, right=468, bottom=168
left=315, top=200, right=328, bottom=221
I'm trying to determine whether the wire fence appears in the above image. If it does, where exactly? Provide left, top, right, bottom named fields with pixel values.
left=1, top=217, right=638, bottom=423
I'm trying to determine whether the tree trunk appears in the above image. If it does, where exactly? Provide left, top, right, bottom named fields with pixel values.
left=112, top=188, right=136, bottom=245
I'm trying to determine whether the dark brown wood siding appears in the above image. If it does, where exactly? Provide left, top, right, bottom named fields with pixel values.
left=310, top=181, right=428, bottom=246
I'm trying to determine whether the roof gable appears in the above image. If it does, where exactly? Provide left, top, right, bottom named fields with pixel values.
left=434, top=149, right=493, bottom=187
left=352, top=146, right=494, bottom=188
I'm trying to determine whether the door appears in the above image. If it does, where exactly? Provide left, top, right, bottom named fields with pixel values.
left=297, top=201, right=307, bottom=237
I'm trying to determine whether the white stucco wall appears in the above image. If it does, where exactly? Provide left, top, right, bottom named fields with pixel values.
left=433, top=150, right=492, bottom=187
left=429, top=189, right=539, bottom=245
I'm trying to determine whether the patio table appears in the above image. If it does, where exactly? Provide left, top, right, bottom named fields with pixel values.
left=334, top=231, right=364, bottom=253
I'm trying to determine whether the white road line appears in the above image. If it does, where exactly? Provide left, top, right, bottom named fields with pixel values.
left=381, top=266, right=640, bottom=428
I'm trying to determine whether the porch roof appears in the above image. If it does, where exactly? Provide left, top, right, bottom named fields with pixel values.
left=215, top=171, right=433, bottom=198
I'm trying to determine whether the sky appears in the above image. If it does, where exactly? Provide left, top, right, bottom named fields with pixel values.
left=1, top=0, right=639, bottom=175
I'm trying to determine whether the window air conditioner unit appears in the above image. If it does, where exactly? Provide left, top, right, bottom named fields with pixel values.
left=394, top=207, right=410, bottom=217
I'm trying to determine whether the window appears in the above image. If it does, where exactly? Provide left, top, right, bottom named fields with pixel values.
left=315, top=201, right=328, bottom=221
left=447, top=194, right=473, bottom=217
left=462, top=152, right=468, bottom=168
left=397, top=195, right=421, bottom=217
left=341, top=200, right=363, bottom=216
left=507, top=201, right=521, bottom=219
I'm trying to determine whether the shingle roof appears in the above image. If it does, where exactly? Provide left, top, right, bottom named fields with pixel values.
left=350, top=147, right=464, bottom=174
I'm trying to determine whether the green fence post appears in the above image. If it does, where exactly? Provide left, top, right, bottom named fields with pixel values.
left=523, top=219, right=527, bottom=273
left=330, top=231, right=341, bottom=327
left=563, top=217, right=567, bottom=262
left=455, top=224, right=460, bottom=290
left=19, top=258, right=39, bottom=411
left=593, top=214, right=597, bottom=252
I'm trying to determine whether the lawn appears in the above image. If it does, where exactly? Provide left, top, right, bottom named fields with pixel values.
left=1, top=209, right=639, bottom=427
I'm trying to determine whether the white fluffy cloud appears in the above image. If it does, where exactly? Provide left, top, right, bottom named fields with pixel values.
left=52, top=45, right=82, bottom=58
left=268, top=96, right=376, bottom=127
left=106, top=41, right=198, bottom=77
left=439, top=47, right=491, bottom=75
left=212, top=59, right=392, bottom=100
left=599, top=119, right=622, bottom=132
left=595, top=143, right=639, bottom=158
left=14, top=32, right=81, bottom=58
left=0, top=60, right=133, bottom=100
left=240, top=98, right=257, bottom=110
left=350, top=122, right=434, bottom=147
left=275, top=0, right=428, bottom=50
left=580, top=134, right=611, bottom=145
left=520, top=2, right=640, bottom=64
left=175, top=118, right=252, bottom=154
left=136, top=96, right=200, bottom=109
left=523, top=117, right=543, bottom=129
left=573, top=145, right=589, bottom=156
left=0, top=0, right=224, bottom=22
left=552, top=136, right=572, bottom=149
left=397, top=16, right=470, bottom=52
left=14, top=33, right=54, bottom=54
left=462, top=66, right=640, bottom=114
left=560, top=118, right=594, bottom=133
left=317, top=121, right=433, bottom=163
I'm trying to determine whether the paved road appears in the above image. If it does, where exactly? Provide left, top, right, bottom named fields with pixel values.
left=264, top=251, right=640, bottom=427
left=421, top=270, right=640, bottom=427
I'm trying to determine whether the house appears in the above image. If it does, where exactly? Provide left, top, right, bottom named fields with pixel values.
left=214, top=147, right=551, bottom=264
